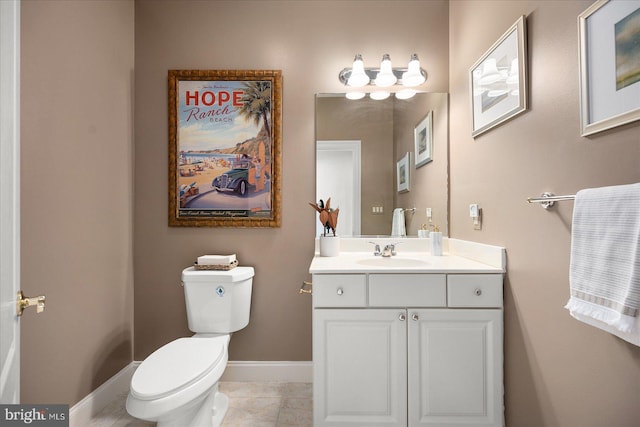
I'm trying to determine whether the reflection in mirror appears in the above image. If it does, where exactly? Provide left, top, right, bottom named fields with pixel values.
left=315, top=92, right=448, bottom=237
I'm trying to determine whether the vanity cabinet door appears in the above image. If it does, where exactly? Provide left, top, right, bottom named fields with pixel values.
left=313, top=309, right=408, bottom=427
left=407, top=309, right=503, bottom=427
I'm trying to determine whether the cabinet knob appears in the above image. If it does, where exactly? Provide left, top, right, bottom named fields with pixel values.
left=337, top=288, right=344, bottom=296
left=411, top=313, right=419, bottom=321
left=399, top=314, right=406, bottom=321
left=475, top=288, right=482, bottom=296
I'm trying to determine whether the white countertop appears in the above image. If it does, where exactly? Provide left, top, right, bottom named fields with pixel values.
left=309, top=237, right=506, bottom=274
left=309, top=251, right=503, bottom=274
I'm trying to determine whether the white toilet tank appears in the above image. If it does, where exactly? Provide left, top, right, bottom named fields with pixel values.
left=181, top=266, right=254, bottom=333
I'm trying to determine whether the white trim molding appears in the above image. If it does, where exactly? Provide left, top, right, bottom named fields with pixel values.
left=69, top=360, right=312, bottom=426
left=69, top=363, right=137, bottom=427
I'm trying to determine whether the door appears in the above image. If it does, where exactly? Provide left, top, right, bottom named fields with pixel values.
left=313, top=309, right=407, bottom=427
left=408, top=309, right=503, bottom=427
left=0, top=0, right=21, bottom=404
left=316, top=140, right=361, bottom=236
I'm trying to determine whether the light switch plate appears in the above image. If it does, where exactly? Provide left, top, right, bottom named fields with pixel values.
left=469, top=204, right=481, bottom=230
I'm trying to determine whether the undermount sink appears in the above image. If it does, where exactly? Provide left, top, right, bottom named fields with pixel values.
left=356, top=257, right=430, bottom=267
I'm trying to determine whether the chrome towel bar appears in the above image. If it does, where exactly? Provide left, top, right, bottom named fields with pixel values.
left=527, top=192, right=576, bottom=209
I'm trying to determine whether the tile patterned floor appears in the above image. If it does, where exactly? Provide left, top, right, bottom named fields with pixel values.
left=87, top=382, right=312, bottom=427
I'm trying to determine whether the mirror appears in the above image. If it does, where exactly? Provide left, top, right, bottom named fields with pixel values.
left=315, top=92, right=448, bottom=237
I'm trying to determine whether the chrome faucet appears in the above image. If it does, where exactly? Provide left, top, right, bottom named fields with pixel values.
left=370, top=241, right=402, bottom=257
left=369, top=242, right=382, bottom=256
left=382, top=243, right=398, bottom=257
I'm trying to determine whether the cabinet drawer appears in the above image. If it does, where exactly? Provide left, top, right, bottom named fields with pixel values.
left=369, top=274, right=446, bottom=307
left=447, top=274, right=503, bottom=308
left=313, top=274, right=367, bottom=307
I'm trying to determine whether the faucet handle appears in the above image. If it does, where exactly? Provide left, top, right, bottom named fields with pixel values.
left=368, top=241, right=382, bottom=256
left=387, top=241, right=402, bottom=256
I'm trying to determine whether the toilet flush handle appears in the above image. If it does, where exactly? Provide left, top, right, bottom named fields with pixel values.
left=299, top=281, right=313, bottom=295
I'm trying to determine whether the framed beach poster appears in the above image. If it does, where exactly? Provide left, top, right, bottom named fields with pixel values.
left=579, top=0, right=640, bottom=136
left=168, top=70, right=282, bottom=227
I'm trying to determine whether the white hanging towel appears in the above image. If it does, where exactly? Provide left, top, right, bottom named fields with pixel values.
left=565, top=183, right=640, bottom=345
left=391, top=208, right=406, bottom=237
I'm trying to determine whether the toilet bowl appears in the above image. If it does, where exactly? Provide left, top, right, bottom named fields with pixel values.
left=126, top=266, right=254, bottom=427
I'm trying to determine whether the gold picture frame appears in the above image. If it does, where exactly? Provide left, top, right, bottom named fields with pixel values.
left=168, top=70, right=282, bottom=227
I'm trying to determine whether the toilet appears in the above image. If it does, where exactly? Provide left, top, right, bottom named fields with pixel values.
left=126, top=266, right=254, bottom=427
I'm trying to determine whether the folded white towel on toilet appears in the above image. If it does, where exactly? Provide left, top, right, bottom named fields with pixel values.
left=197, top=254, right=237, bottom=265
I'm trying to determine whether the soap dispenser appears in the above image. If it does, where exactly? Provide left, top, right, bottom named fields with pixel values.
left=430, top=225, right=442, bottom=256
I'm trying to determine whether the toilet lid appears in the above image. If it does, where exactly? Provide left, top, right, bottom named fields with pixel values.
left=131, top=336, right=226, bottom=400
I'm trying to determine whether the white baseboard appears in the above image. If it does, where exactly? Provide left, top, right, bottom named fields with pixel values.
left=69, top=362, right=138, bottom=427
left=69, top=360, right=311, bottom=425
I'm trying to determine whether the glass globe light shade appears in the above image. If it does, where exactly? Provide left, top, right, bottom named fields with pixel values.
left=401, top=54, right=426, bottom=87
left=345, top=91, right=366, bottom=100
left=374, top=54, right=397, bottom=87
left=395, top=89, right=416, bottom=100
left=369, top=91, right=390, bottom=100
left=347, top=54, right=370, bottom=87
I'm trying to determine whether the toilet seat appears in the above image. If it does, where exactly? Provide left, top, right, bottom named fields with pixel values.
left=131, top=336, right=227, bottom=401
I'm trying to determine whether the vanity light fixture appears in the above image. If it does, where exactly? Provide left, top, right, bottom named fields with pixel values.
left=401, top=54, right=426, bottom=86
left=369, top=91, right=391, bottom=100
left=374, top=54, right=397, bottom=87
left=343, top=90, right=416, bottom=101
left=347, top=54, right=370, bottom=87
left=338, top=53, right=428, bottom=89
left=345, top=91, right=366, bottom=100
left=395, top=89, right=417, bottom=100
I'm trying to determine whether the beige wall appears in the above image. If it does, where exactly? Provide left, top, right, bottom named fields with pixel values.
left=449, top=1, right=640, bottom=426
left=20, top=1, right=134, bottom=405
left=134, top=0, right=449, bottom=361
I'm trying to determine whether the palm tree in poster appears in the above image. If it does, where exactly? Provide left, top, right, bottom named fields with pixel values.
left=237, top=81, right=272, bottom=143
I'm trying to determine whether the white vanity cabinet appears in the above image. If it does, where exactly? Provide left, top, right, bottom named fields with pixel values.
left=312, top=273, right=504, bottom=427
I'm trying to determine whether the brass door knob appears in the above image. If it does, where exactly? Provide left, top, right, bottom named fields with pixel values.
left=17, top=291, right=45, bottom=316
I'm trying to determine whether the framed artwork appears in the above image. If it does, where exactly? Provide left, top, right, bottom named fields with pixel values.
left=414, top=111, right=433, bottom=168
left=470, top=16, right=528, bottom=137
left=579, top=0, right=640, bottom=136
left=397, top=152, right=410, bottom=193
left=168, top=70, right=282, bottom=227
